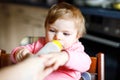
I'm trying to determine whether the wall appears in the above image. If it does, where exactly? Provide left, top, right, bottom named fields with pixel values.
left=0, top=3, right=48, bottom=53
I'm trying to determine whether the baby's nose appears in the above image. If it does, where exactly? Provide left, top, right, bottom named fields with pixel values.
left=54, top=33, right=62, bottom=40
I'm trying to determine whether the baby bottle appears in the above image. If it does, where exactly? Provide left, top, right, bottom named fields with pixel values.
left=37, top=40, right=63, bottom=54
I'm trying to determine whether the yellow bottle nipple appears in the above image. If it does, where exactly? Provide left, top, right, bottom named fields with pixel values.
left=52, top=40, right=63, bottom=50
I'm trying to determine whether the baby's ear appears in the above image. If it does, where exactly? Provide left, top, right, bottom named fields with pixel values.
left=77, top=33, right=82, bottom=39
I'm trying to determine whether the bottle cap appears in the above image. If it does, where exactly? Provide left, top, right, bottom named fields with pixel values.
left=52, top=40, right=63, bottom=50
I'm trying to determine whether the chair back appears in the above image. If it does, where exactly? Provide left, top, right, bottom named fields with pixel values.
left=89, top=52, right=104, bottom=80
left=80, top=52, right=104, bottom=80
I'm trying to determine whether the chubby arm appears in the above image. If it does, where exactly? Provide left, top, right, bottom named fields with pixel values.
left=64, top=42, right=91, bottom=72
left=11, top=37, right=45, bottom=63
left=39, top=42, right=91, bottom=72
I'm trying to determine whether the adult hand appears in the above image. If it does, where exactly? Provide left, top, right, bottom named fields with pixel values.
left=18, top=56, right=55, bottom=80
left=0, top=55, right=55, bottom=80
left=40, top=51, right=69, bottom=70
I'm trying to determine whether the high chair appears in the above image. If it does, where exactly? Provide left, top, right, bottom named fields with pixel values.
left=80, top=52, right=105, bottom=80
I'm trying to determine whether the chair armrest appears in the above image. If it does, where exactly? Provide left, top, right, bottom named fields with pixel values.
left=0, top=53, right=14, bottom=68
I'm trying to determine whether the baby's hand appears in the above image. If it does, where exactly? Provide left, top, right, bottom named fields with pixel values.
left=15, top=48, right=31, bottom=62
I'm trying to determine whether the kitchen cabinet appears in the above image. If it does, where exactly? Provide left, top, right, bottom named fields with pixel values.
left=77, top=6, right=120, bottom=47
left=79, top=6, right=120, bottom=19
left=78, top=6, right=120, bottom=80
left=0, top=3, right=48, bottom=52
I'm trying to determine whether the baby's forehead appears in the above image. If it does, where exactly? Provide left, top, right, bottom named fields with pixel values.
left=49, top=20, right=77, bottom=30
left=51, top=19, right=75, bottom=26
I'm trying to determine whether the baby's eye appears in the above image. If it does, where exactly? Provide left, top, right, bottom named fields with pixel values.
left=49, top=29, right=55, bottom=32
left=63, top=33, right=70, bottom=36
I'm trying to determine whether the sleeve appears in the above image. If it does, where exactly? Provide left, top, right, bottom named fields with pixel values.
left=10, top=37, right=45, bottom=63
left=64, top=41, right=91, bottom=73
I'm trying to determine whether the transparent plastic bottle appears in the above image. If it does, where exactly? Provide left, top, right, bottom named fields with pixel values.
left=37, top=40, right=63, bottom=55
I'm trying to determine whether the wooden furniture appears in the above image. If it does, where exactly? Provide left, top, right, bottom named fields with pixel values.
left=80, top=52, right=105, bottom=80
left=0, top=49, right=6, bottom=54
left=0, top=49, right=13, bottom=68
left=0, top=3, right=48, bottom=52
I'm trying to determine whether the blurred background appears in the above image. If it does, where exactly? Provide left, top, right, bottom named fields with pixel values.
left=0, top=0, right=120, bottom=80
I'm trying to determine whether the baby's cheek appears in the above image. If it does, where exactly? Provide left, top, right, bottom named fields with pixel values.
left=63, top=44, right=71, bottom=49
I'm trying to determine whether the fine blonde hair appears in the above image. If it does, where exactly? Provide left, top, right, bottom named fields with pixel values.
left=45, top=2, right=86, bottom=37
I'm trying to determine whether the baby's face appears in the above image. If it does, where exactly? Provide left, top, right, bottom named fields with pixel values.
left=45, top=19, right=79, bottom=49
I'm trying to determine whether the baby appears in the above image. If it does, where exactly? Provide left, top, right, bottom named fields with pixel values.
left=11, top=2, right=91, bottom=80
